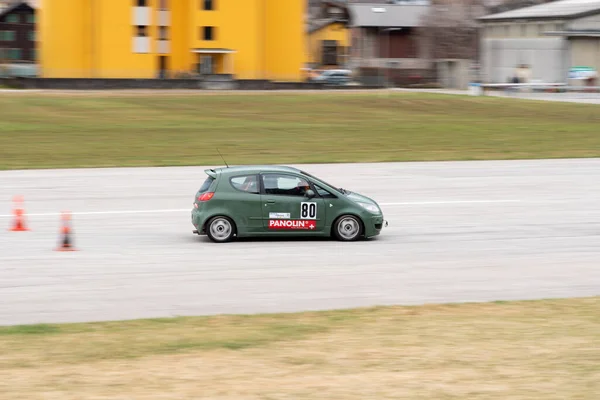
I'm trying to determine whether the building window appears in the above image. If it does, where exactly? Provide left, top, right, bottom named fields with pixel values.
left=322, top=40, right=338, bottom=65
left=0, top=30, right=15, bottom=41
left=29, top=31, right=35, bottom=41
left=202, top=26, right=214, bottom=40
left=8, top=48, right=21, bottom=60
left=136, top=0, right=147, bottom=6
left=6, top=14, right=19, bottom=23
left=159, top=26, right=168, bottom=40
left=202, top=0, right=214, bottom=10
left=136, top=26, right=148, bottom=37
left=27, top=14, right=35, bottom=23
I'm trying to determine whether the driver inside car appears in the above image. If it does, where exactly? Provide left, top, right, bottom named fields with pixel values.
left=294, top=179, right=311, bottom=196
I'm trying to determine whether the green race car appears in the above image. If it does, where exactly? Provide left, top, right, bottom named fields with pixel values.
left=191, top=165, right=388, bottom=243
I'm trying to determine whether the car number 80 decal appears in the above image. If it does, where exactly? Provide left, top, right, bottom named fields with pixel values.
left=300, top=202, right=317, bottom=219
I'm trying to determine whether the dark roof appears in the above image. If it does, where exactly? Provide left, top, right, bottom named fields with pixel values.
left=308, top=17, right=348, bottom=33
left=479, top=0, right=600, bottom=21
left=322, top=0, right=350, bottom=7
left=545, top=29, right=600, bottom=37
left=0, top=1, right=33, bottom=20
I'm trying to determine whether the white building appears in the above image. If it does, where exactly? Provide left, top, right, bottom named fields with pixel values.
left=479, top=0, right=600, bottom=84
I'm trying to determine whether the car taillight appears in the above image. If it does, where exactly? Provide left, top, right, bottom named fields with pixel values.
left=197, top=192, right=214, bottom=202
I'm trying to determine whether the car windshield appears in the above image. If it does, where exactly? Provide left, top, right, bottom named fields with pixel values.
left=300, top=171, right=349, bottom=194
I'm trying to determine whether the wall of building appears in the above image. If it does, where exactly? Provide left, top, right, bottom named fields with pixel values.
left=481, top=20, right=566, bottom=39
left=192, top=0, right=264, bottom=79
left=40, top=0, right=158, bottom=78
left=39, top=1, right=89, bottom=77
left=479, top=20, right=572, bottom=83
left=568, top=13, right=600, bottom=31
left=353, top=27, right=378, bottom=59
left=264, top=0, right=307, bottom=81
left=39, top=0, right=308, bottom=81
left=96, top=0, right=158, bottom=78
left=169, top=0, right=192, bottom=76
left=480, top=37, right=568, bottom=83
left=376, top=28, right=418, bottom=58
left=349, top=26, right=431, bottom=74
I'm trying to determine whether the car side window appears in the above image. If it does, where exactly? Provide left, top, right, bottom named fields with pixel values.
left=230, top=175, right=259, bottom=194
left=198, top=176, right=215, bottom=193
left=313, top=184, right=336, bottom=198
left=262, top=173, right=310, bottom=197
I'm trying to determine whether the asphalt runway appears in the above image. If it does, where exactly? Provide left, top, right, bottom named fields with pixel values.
left=1, top=159, right=599, bottom=326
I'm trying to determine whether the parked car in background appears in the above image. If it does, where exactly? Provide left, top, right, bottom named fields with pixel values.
left=311, top=69, right=352, bottom=85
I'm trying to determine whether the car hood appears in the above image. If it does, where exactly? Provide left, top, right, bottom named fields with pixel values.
left=344, top=191, right=378, bottom=206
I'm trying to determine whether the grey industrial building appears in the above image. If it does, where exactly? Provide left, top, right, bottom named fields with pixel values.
left=479, top=0, right=600, bottom=84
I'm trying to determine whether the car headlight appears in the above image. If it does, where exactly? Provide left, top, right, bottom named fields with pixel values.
left=358, top=202, right=380, bottom=213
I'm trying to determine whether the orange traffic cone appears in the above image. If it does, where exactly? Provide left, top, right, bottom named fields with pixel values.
left=8, top=195, right=30, bottom=232
left=55, top=211, right=77, bottom=252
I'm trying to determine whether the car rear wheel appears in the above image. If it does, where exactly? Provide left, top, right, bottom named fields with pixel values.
left=206, top=216, right=235, bottom=243
left=333, top=215, right=362, bottom=241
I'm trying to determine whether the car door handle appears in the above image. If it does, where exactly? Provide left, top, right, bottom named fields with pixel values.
left=266, top=200, right=276, bottom=204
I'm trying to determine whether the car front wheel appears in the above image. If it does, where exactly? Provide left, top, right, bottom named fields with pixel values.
left=333, top=215, right=362, bottom=241
left=206, top=216, right=235, bottom=243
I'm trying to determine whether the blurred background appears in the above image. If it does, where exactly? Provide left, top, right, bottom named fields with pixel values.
left=0, top=0, right=597, bottom=91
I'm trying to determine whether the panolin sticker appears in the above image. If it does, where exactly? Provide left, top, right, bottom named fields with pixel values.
left=269, top=219, right=316, bottom=230
left=269, top=212, right=291, bottom=219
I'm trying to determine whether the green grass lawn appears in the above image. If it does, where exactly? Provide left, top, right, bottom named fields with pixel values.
left=0, top=91, right=599, bottom=170
left=1, top=297, right=599, bottom=399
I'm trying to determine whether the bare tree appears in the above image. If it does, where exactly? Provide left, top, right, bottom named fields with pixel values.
left=418, top=0, right=486, bottom=60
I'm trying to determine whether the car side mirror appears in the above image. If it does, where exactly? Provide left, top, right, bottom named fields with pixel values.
left=305, top=189, right=315, bottom=198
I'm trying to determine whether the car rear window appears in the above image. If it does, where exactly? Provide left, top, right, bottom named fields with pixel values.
left=198, top=176, right=215, bottom=193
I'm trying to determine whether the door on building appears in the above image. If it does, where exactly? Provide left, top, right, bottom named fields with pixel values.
left=157, top=56, right=168, bottom=79
left=321, top=40, right=339, bottom=66
left=199, top=55, right=214, bottom=75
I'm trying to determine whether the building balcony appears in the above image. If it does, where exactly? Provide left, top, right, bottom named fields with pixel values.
left=157, top=40, right=170, bottom=54
left=133, top=37, right=150, bottom=54
left=157, top=10, right=170, bottom=26
left=133, top=6, right=150, bottom=26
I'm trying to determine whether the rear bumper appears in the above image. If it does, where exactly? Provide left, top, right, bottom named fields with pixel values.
left=191, top=208, right=209, bottom=235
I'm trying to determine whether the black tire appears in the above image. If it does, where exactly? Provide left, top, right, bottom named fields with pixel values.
left=332, top=215, right=363, bottom=242
left=206, top=216, right=236, bottom=243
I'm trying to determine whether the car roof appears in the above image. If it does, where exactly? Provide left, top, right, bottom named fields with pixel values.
left=205, top=165, right=305, bottom=176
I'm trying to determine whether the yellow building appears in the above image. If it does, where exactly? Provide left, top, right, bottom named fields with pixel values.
left=38, top=0, right=308, bottom=81
left=305, top=0, right=350, bottom=70
left=307, top=20, right=350, bottom=69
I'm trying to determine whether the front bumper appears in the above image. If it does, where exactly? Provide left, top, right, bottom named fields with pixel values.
left=364, top=215, right=387, bottom=238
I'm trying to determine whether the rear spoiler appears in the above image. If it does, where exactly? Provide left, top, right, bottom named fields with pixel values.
left=204, top=169, right=218, bottom=179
